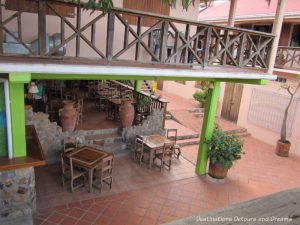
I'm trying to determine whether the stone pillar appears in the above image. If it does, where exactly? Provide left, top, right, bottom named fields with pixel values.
left=267, top=0, right=287, bottom=74
left=0, top=167, right=36, bottom=222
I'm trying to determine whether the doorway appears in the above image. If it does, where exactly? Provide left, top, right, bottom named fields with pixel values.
left=221, top=83, right=243, bottom=123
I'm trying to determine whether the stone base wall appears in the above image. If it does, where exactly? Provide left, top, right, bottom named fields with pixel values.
left=25, top=108, right=121, bottom=164
left=122, top=109, right=165, bottom=146
left=0, top=167, right=36, bottom=222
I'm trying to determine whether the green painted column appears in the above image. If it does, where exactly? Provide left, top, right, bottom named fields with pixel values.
left=134, top=80, right=142, bottom=92
left=195, top=81, right=221, bottom=175
left=9, top=73, right=31, bottom=157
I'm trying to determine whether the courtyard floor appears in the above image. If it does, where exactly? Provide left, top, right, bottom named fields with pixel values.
left=33, top=91, right=300, bottom=225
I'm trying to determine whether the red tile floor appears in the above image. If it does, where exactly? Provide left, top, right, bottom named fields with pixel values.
left=34, top=91, right=300, bottom=225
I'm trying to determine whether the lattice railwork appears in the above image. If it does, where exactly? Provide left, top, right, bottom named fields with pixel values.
left=248, top=89, right=299, bottom=136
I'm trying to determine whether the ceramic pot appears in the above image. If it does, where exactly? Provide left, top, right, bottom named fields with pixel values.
left=119, top=99, right=134, bottom=127
left=208, top=162, right=228, bottom=179
left=60, top=100, right=77, bottom=132
left=275, top=140, right=291, bottom=157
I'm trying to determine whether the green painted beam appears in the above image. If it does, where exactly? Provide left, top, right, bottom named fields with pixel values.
left=134, top=80, right=142, bottom=92
left=31, top=73, right=269, bottom=85
left=195, top=81, right=220, bottom=176
left=9, top=73, right=31, bottom=83
left=9, top=81, right=27, bottom=157
left=216, top=79, right=269, bottom=85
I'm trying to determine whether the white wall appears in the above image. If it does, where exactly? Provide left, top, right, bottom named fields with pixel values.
left=237, top=79, right=300, bottom=155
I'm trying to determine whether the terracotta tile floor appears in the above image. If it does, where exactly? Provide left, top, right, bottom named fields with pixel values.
left=34, top=135, right=300, bottom=225
left=34, top=91, right=300, bottom=225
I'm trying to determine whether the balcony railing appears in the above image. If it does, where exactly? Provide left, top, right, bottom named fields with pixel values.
left=276, top=46, right=300, bottom=71
left=0, top=0, right=274, bottom=70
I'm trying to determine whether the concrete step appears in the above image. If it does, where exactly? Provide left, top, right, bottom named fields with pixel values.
left=188, top=108, right=204, bottom=113
left=224, top=128, right=251, bottom=138
left=177, top=138, right=200, bottom=147
left=192, top=112, right=204, bottom=118
left=177, top=134, right=199, bottom=141
left=85, top=133, right=123, bottom=144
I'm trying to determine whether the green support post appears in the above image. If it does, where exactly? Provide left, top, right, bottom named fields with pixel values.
left=195, top=81, right=221, bottom=175
left=134, top=80, right=142, bottom=92
left=9, top=73, right=31, bottom=157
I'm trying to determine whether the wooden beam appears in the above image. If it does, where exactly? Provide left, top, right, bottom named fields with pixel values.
left=267, top=0, right=287, bottom=74
left=228, top=0, right=238, bottom=27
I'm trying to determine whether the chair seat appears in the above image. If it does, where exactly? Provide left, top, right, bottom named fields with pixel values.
left=174, top=144, right=180, bottom=149
left=63, top=169, right=85, bottom=179
left=155, top=153, right=172, bottom=161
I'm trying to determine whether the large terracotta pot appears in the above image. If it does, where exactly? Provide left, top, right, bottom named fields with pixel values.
left=60, top=100, right=77, bottom=132
left=119, top=99, right=134, bottom=127
left=208, top=162, right=229, bottom=179
left=276, top=140, right=291, bottom=157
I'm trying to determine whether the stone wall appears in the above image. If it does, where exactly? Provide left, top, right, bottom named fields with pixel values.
left=122, top=109, right=165, bottom=146
left=0, top=167, right=36, bottom=222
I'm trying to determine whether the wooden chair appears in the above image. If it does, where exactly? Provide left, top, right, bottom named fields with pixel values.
left=153, top=142, right=174, bottom=172
left=134, top=136, right=150, bottom=165
left=93, top=155, right=114, bottom=193
left=60, top=153, right=85, bottom=192
left=63, top=138, right=78, bottom=154
left=166, top=128, right=181, bottom=159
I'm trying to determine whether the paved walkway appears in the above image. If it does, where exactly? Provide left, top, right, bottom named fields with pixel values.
left=33, top=91, right=300, bottom=225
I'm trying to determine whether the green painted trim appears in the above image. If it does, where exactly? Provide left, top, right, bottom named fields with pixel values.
left=195, top=81, right=220, bottom=176
left=134, top=80, right=142, bottom=92
left=9, top=79, right=26, bottom=157
left=216, top=79, right=269, bottom=85
left=9, top=73, right=31, bottom=83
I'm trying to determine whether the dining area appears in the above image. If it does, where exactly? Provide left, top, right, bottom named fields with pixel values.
left=60, top=139, right=114, bottom=194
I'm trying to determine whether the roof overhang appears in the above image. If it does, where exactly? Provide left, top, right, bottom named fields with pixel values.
left=0, top=62, right=276, bottom=85
left=199, top=11, right=300, bottom=24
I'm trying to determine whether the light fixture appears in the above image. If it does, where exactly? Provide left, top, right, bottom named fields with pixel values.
left=28, top=82, right=39, bottom=94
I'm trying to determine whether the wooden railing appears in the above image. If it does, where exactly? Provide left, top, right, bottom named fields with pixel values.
left=0, top=0, right=274, bottom=70
left=276, top=46, right=300, bottom=70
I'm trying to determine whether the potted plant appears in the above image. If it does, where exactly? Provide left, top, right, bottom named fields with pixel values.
left=207, top=126, right=244, bottom=179
left=276, top=78, right=300, bottom=157
left=275, top=51, right=287, bottom=68
left=193, top=87, right=208, bottom=108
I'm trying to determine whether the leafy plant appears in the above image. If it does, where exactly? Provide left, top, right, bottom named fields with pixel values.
left=280, top=77, right=300, bottom=143
left=193, top=87, right=208, bottom=106
left=207, top=125, right=244, bottom=169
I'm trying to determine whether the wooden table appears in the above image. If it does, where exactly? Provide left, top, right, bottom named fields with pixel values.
left=68, top=145, right=112, bottom=192
left=138, top=134, right=174, bottom=168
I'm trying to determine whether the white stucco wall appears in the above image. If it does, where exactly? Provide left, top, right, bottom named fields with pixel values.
left=237, top=79, right=300, bottom=156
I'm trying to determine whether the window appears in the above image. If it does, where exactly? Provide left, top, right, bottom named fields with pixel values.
left=175, top=80, right=186, bottom=85
left=123, top=0, right=170, bottom=26
left=290, top=24, right=300, bottom=47
left=253, top=25, right=272, bottom=33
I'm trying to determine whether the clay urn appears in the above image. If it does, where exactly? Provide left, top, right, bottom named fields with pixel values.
left=60, top=100, right=77, bottom=132
left=119, top=99, right=135, bottom=127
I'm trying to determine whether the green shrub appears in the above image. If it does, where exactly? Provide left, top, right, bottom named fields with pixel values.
left=207, top=125, right=244, bottom=169
left=193, top=87, right=208, bottom=103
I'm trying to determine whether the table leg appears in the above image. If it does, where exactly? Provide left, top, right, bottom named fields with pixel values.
left=149, top=149, right=154, bottom=169
left=88, top=168, right=94, bottom=193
